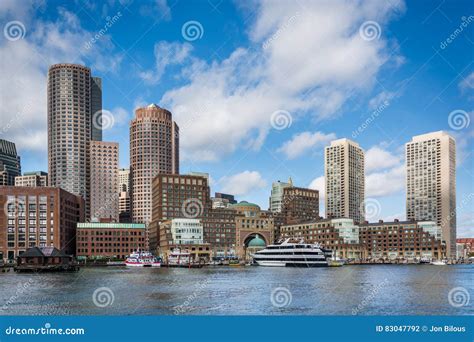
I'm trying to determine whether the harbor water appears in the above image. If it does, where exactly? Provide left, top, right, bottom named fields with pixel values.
left=0, top=265, right=472, bottom=315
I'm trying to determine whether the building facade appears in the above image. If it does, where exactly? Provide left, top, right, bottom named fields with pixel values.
left=15, top=171, right=48, bottom=187
left=231, top=201, right=274, bottom=260
left=359, top=220, right=445, bottom=260
left=211, top=192, right=236, bottom=209
left=90, top=141, right=119, bottom=221
left=280, top=218, right=445, bottom=260
left=48, top=63, right=102, bottom=218
left=0, top=139, right=21, bottom=186
left=0, top=186, right=84, bottom=261
left=280, top=218, right=365, bottom=259
left=150, top=173, right=209, bottom=250
left=269, top=179, right=292, bottom=212
left=325, top=138, right=365, bottom=223
left=76, top=222, right=146, bottom=259
left=90, top=77, right=102, bottom=141
left=130, top=104, right=179, bottom=223
left=202, top=208, right=237, bottom=257
left=406, top=131, right=456, bottom=258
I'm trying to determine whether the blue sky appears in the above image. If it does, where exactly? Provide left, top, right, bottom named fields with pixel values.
left=0, top=0, right=473, bottom=236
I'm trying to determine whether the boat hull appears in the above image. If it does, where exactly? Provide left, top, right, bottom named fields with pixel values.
left=255, top=260, right=328, bottom=267
left=125, top=262, right=161, bottom=267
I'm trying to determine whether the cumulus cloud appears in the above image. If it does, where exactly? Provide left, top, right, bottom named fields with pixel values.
left=218, top=171, right=267, bottom=196
left=308, top=175, right=325, bottom=201
left=366, top=165, right=405, bottom=197
left=277, top=131, right=336, bottom=159
left=161, top=0, right=405, bottom=161
left=0, top=4, right=123, bottom=154
left=458, top=71, right=474, bottom=93
left=365, top=146, right=402, bottom=172
left=139, top=41, right=193, bottom=84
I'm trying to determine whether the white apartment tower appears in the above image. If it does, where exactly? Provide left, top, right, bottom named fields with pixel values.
left=406, top=131, right=456, bottom=258
left=325, top=139, right=365, bottom=223
left=269, top=178, right=293, bottom=212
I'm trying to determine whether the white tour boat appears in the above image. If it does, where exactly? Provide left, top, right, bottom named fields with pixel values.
left=252, top=239, right=330, bottom=267
left=125, top=251, right=161, bottom=267
left=167, top=248, right=191, bottom=266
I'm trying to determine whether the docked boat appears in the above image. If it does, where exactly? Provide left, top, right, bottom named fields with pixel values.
left=431, top=260, right=447, bottom=266
left=125, top=251, right=161, bottom=267
left=252, top=239, right=330, bottom=267
left=168, top=248, right=191, bottom=266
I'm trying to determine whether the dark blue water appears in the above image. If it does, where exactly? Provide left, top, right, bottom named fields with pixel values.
left=0, top=265, right=472, bottom=315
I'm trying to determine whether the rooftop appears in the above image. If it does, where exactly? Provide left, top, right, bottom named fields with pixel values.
left=77, top=223, right=146, bottom=229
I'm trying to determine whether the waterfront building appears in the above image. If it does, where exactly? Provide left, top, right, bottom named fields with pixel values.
left=157, top=219, right=211, bottom=262
left=15, top=171, right=48, bottom=187
left=0, top=186, right=84, bottom=261
left=269, top=179, right=292, bottom=212
left=150, top=173, right=210, bottom=250
left=48, top=63, right=102, bottom=218
left=456, top=238, right=474, bottom=259
left=0, top=139, right=21, bottom=186
left=90, top=141, right=119, bottom=221
left=280, top=218, right=366, bottom=259
left=130, top=104, right=179, bottom=223
left=325, top=138, right=365, bottom=223
left=406, top=131, right=456, bottom=258
left=231, top=201, right=274, bottom=260
left=76, top=222, right=146, bottom=260
left=359, top=220, right=445, bottom=260
left=170, top=218, right=204, bottom=245
left=202, top=208, right=237, bottom=258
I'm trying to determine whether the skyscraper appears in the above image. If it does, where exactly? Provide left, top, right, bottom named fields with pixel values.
left=269, top=178, right=293, bottom=212
left=130, top=104, right=179, bottom=223
left=325, top=138, right=365, bottom=223
left=90, top=141, right=119, bottom=221
left=118, top=168, right=131, bottom=222
left=406, top=131, right=456, bottom=258
left=91, top=77, right=103, bottom=141
left=47, top=63, right=102, bottom=218
left=0, top=139, right=21, bottom=186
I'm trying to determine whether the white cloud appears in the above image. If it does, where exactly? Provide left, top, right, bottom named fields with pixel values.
left=458, top=72, right=474, bottom=93
left=366, top=165, right=405, bottom=197
left=139, top=0, right=172, bottom=21
left=161, top=0, right=405, bottom=161
left=368, top=90, right=396, bottom=110
left=277, top=131, right=336, bottom=159
left=139, top=41, right=192, bottom=84
left=218, top=171, right=267, bottom=196
left=308, top=175, right=325, bottom=201
left=0, top=5, right=123, bottom=154
left=365, top=146, right=402, bottom=172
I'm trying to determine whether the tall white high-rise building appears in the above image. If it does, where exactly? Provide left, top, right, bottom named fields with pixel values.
left=47, top=63, right=102, bottom=218
left=406, top=131, right=456, bottom=258
left=269, top=178, right=293, bottom=212
left=325, top=139, right=365, bottom=223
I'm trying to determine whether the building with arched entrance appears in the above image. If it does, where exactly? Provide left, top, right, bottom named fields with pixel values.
left=231, top=201, right=274, bottom=261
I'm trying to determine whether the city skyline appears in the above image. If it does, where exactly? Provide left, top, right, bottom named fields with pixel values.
left=0, top=0, right=473, bottom=237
